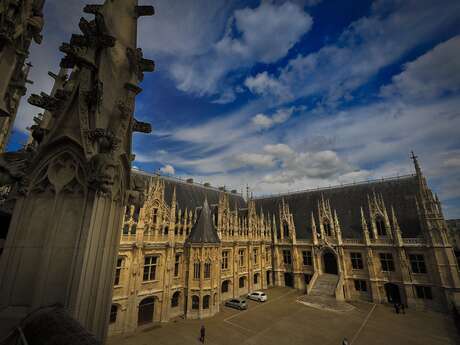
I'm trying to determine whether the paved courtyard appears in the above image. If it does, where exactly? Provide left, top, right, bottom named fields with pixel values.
left=108, top=287, right=459, bottom=345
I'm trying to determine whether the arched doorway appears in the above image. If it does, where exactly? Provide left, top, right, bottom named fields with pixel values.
left=221, top=280, right=230, bottom=293
left=284, top=272, right=294, bottom=287
left=171, top=291, right=180, bottom=308
left=323, top=251, right=338, bottom=274
left=138, top=297, right=155, bottom=325
left=384, top=283, right=401, bottom=304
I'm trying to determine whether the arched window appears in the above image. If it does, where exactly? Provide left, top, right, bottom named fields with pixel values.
left=192, top=295, right=199, bottom=310
left=204, top=261, right=211, bottom=279
left=164, top=226, right=169, bottom=235
left=152, top=208, right=158, bottom=224
left=194, top=261, right=201, bottom=280
left=171, top=291, right=180, bottom=308
left=239, top=276, right=245, bottom=288
left=124, top=207, right=131, bottom=220
left=110, top=305, right=118, bottom=324
left=221, top=280, right=230, bottom=293
left=122, top=224, right=129, bottom=235
left=376, top=216, right=386, bottom=236
left=283, top=222, right=289, bottom=238
left=133, top=206, right=140, bottom=222
left=323, top=220, right=332, bottom=236
left=203, top=295, right=210, bottom=309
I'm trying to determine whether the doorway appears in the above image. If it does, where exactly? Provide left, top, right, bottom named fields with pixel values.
left=384, top=283, right=401, bottom=304
left=138, top=297, right=155, bottom=325
left=284, top=272, right=294, bottom=287
left=323, top=251, right=338, bottom=274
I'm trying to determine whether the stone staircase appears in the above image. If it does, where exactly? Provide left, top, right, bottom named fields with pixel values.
left=298, top=273, right=355, bottom=313
left=309, top=273, right=338, bottom=297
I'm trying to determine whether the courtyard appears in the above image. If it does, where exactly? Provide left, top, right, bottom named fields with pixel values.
left=107, top=287, right=459, bottom=345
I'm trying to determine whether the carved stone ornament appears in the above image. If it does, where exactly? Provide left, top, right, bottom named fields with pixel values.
left=88, top=152, right=121, bottom=196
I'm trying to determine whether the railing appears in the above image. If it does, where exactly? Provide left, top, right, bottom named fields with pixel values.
left=403, top=238, right=425, bottom=245
left=371, top=238, right=394, bottom=245
left=307, top=271, right=319, bottom=295
left=342, top=239, right=364, bottom=245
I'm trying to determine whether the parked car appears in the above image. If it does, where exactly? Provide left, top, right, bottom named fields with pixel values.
left=224, top=298, right=248, bottom=310
left=247, top=291, right=267, bottom=302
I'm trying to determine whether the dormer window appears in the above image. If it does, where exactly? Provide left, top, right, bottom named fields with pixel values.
left=324, top=220, right=332, bottom=236
left=376, top=216, right=386, bottom=236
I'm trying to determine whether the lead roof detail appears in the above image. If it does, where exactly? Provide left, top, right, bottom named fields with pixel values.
left=186, top=198, right=220, bottom=244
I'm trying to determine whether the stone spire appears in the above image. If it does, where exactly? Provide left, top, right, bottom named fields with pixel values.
left=0, top=1, right=45, bottom=151
left=0, top=1, right=154, bottom=341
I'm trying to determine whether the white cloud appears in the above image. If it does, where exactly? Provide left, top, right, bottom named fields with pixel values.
left=234, top=153, right=276, bottom=168
left=380, top=35, right=460, bottom=100
left=160, top=164, right=175, bottom=175
left=251, top=107, right=295, bottom=130
left=245, top=0, right=460, bottom=105
left=263, top=143, right=294, bottom=157
left=165, top=1, right=312, bottom=101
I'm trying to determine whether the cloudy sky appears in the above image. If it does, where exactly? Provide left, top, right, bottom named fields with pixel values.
left=8, top=0, right=460, bottom=218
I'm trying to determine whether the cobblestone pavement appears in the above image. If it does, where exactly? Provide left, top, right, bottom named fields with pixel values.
left=108, top=287, right=459, bottom=345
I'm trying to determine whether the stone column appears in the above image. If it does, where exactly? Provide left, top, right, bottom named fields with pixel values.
left=0, top=1, right=154, bottom=342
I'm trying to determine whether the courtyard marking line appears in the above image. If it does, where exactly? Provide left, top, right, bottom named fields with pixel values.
left=350, top=303, right=376, bottom=345
left=223, top=289, right=297, bottom=323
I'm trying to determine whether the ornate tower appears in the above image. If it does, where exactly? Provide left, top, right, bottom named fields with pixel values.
left=0, top=0, right=153, bottom=341
left=0, top=0, right=45, bottom=151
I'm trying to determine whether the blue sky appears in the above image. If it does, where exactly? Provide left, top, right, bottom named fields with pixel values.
left=8, top=0, right=460, bottom=218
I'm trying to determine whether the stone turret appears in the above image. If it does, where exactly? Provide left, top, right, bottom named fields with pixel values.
left=0, top=1, right=154, bottom=341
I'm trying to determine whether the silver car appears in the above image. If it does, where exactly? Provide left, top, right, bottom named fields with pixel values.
left=224, top=298, right=248, bottom=310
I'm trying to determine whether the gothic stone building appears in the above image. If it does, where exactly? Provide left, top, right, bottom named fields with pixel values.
left=107, top=158, right=460, bottom=336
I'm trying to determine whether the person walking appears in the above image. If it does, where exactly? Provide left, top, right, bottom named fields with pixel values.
left=393, top=302, right=400, bottom=314
left=342, top=337, right=350, bottom=345
left=200, top=325, right=206, bottom=343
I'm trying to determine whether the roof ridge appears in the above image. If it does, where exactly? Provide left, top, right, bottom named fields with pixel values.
left=254, top=174, right=416, bottom=200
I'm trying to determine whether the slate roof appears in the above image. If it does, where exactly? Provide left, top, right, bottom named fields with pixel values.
left=186, top=198, right=220, bottom=244
left=255, top=175, right=422, bottom=239
left=131, top=169, right=246, bottom=211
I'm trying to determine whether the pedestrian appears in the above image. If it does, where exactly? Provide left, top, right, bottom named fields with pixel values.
left=342, top=337, right=350, bottom=345
left=200, top=325, right=205, bottom=343
left=394, top=302, right=400, bottom=314
left=400, top=303, right=405, bottom=314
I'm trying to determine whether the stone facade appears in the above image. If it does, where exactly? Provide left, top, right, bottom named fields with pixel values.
left=107, top=158, right=460, bottom=336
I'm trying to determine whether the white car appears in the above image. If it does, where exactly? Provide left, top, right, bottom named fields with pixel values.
left=247, top=291, right=267, bottom=302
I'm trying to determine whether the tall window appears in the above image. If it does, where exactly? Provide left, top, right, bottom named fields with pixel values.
left=379, top=253, right=394, bottom=272
left=143, top=256, right=158, bottom=281
left=192, top=296, right=199, bottom=309
left=302, top=251, right=312, bottom=266
left=133, top=206, right=140, bottom=222
left=124, top=206, right=131, bottom=221
left=239, top=249, right=245, bottom=267
left=221, top=280, right=229, bottom=293
left=114, top=257, right=123, bottom=285
left=283, top=222, right=289, bottom=238
left=354, top=280, right=367, bottom=292
left=409, top=254, right=427, bottom=274
left=204, top=261, right=211, bottom=279
left=254, top=273, right=258, bottom=284
left=283, top=250, right=292, bottom=265
left=415, top=286, right=433, bottom=299
left=174, top=254, right=181, bottom=277
left=171, top=291, right=180, bottom=307
left=152, top=208, right=158, bottom=224
left=350, top=252, right=364, bottom=270
left=194, top=261, right=201, bottom=280
left=130, top=224, right=137, bottom=235
left=222, top=251, right=229, bottom=270
left=164, top=226, right=169, bottom=235
left=323, top=221, right=332, bottom=236
left=110, top=305, right=118, bottom=323
left=203, top=295, right=210, bottom=309
left=253, top=248, right=258, bottom=265
left=239, top=276, right=245, bottom=288
left=376, top=216, right=386, bottom=236
left=122, top=224, right=129, bottom=235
